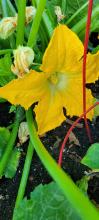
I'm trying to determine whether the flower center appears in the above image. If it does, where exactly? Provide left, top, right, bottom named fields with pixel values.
left=49, top=72, right=58, bottom=85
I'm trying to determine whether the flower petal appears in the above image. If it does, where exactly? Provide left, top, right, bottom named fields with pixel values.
left=62, top=77, right=94, bottom=120
left=0, top=70, right=47, bottom=109
left=86, top=51, right=99, bottom=83
left=40, top=24, right=84, bottom=74
left=34, top=90, right=65, bottom=135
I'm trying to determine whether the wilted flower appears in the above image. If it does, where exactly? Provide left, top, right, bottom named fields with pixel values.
left=0, top=6, right=36, bottom=39
left=25, top=6, right=36, bottom=24
left=11, top=45, right=34, bottom=78
left=55, top=6, right=65, bottom=22
left=0, top=17, right=17, bottom=39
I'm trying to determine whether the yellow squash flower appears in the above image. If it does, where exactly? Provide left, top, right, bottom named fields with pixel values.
left=0, top=25, right=98, bottom=135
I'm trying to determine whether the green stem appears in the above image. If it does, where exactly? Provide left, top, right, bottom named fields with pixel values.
left=14, top=0, right=18, bottom=9
left=66, top=2, right=88, bottom=25
left=6, top=0, right=16, bottom=16
left=14, top=141, right=34, bottom=208
left=32, top=0, right=53, bottom=39
left=16, top=0, right=26, bottom=47
left=61, top=0, right=67, bottom=14
left=42, top=11, right=54, bottom=38
left=1, top=0, right=8, bottom=17
left=0, top=109, right=20, bottom=177
left=0, top=49, right=12, bottom=55
left=27, top=0, right=46, bottom=48
left=72, top=5, right=99, bottom=37
left=26, top=108, right=99, bottom=220
left=39, top=25, right=49, bottom=50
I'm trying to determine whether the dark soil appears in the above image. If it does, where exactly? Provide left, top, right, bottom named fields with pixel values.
left=0, top=102, right=99, bottom=220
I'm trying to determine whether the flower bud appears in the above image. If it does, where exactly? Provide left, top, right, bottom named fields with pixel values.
left=11, top=46, right=34, bottom=78
left=25, top=6, right=36, bottom=24
left=18, top=122, right=29, bottom=144
left=0, top=17, right=17, bottom=39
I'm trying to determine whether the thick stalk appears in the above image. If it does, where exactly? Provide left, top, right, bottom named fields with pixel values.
left=16, top=0, right=26, bottom=47
left=26, top=108, right=99, bottom=220
left=14, top=141, right=34, bottom=208
left=27, top=0, right=46, bottom=48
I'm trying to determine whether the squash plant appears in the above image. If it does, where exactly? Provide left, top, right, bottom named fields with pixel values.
left=0, top=0, right=99, bottom=219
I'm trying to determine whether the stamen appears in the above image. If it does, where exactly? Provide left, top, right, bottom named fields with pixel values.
left=49, top=73, right=58, bottom=85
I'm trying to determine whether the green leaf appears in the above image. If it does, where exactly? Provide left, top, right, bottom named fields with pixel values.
left=94, top=99, right=99, bottom=117
left=4, top=148, right=21, bottom=178
left=77, top=176, right=90, bottom=196
left=81, top=143, right=99, bottom=169
left=0, top=53, right=15, bottom=86
left=9, top=105, right=17, bottom=113
left=0, top=127, right=20, bottom=178
left=0, top=127, right=10, bottom=157
left=13, top=182, right=81, bottom=220
left=64, top=0, right=87, bottom=20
